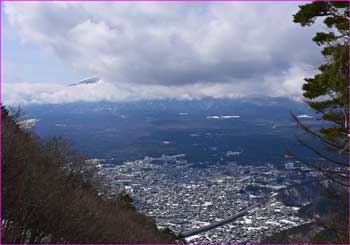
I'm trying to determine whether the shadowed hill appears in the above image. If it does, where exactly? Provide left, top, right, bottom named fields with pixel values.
left=1, top=107, right=177, bottom=244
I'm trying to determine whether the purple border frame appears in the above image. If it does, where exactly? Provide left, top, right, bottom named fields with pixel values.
left=0, top=0, right=349, bottom=244
left=2, top=0, right=349, bottom=2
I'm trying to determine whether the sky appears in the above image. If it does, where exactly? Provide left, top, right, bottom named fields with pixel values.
left=2, top=2, right=324, bottom=105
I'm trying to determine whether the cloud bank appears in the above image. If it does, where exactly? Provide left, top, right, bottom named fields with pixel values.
left=4, top=63, right=314, bottom=105
left=4, top=2, right=322, bottom=104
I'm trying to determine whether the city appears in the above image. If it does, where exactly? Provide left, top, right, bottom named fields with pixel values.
left=89, top=155, right=320, bottom=243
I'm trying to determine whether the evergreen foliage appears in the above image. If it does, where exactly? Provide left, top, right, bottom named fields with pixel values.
left=293, top=1, right=349, bottom=154
left=290, top=2, right=349, bottom=243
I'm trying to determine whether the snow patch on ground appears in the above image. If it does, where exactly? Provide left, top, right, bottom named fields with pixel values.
left=18, top=119, right=39, bottom=129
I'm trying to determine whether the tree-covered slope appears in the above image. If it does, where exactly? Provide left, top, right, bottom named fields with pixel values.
left=1, top=107, right=177, bottom=244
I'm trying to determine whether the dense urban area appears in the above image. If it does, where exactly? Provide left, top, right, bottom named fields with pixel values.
left=88, top=154, right=321, bottom=243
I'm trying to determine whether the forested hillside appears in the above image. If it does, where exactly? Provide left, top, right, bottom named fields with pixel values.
left=1, top=107, right=177, bottom=244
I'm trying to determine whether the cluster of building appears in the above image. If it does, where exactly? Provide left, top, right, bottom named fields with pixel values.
left=88, top=155, right=318, bottom=243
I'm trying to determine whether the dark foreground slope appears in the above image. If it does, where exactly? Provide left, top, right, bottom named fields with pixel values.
left=1, top=107, right=177, bottom=244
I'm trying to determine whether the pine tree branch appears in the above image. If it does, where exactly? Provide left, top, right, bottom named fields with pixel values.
left=295, top=136, right=348, bottom=167
left=303, top=98, right=344, bottom=127
left=285, top=149, right=349, bottom=187
left=291, top=112, right=346, bottom=152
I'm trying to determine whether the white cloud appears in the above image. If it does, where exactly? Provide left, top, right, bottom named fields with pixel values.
left=3, top=62, right=314, bottom=105
left=4, top=2, right=323, bottom=104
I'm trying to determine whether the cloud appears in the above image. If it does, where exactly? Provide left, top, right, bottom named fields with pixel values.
left=4, top=2, right=323, bottom=103
left=3, top=63, right=314, bottom=105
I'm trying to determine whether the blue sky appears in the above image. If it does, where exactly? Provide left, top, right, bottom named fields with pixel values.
left=2, top=9, right=82, bottom=84
left=2, top=2, right=323, bottom=105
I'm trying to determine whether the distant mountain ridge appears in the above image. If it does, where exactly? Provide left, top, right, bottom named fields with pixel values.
left=68, top=76, right=100, bottom=86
